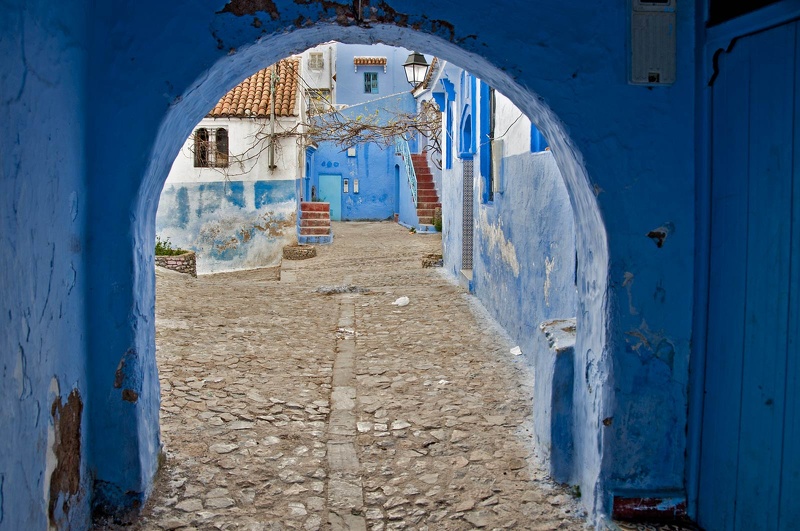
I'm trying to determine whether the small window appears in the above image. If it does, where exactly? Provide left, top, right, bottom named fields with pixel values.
left=215, top=128, right=228, bottom=167
left=308, top=52, right=324, bottom=71
left=364, top=72, right=379, bottom=94
left=307, top=89, right=332, bottom=115
left=194, top=128, right=209, bottom=167
left=193, top=127, right=229, bottom=168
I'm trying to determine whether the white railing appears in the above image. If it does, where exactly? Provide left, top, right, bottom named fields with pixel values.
left=394, top=136, right=417, bottom=207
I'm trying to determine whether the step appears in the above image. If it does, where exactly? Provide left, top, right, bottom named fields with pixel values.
left=298, top=234, right=333, bottom=245
left=416, top=209, right=437, bottom=219
left=417, top=202, right=441, bottom=210
left=417, top=181, right=435, bottom=190
left=300, top=218, right=330, bottom=228
left=300, top=202, right=330, bottom=212
left=300, top=211, right=330, bottom=220
left=417, top=193, right=439, bottom=202
left=299, top=227, right=331, bottom=236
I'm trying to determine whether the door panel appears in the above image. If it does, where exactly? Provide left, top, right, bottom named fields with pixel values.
left=319, top=174, right=342, bottom=221
left=698, top=37, right=751, bottom=529
left=699, top=20, right=800, bottom=530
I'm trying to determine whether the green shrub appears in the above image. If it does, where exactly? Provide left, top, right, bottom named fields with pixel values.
left=432, top=208, right=442, bottom=232
left=155, top=236, right=186, bottom=256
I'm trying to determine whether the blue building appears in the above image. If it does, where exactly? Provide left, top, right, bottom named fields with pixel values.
left=417, top=61, right=580, bottom=483
left=2, top=1, right=799, bottom=529
left=301, top=43, right=430, bottom=224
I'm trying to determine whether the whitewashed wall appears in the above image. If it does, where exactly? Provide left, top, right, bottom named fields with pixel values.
left=157, top=115, right=303, bottom=274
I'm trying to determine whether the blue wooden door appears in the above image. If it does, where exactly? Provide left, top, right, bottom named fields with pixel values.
left=699, top=20, right=800, bottom=530
left=319, top=174, right=342, bottom=221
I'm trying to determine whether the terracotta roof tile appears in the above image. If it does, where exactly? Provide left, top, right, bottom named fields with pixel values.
left=353, top=56, right=387, bottom=66
left=421, top=57, right=439, bottom=89
left=208, top=58, right=300, bottom=118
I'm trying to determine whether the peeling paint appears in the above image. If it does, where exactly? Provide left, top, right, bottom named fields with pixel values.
left=158, top=180, right=297, bottom=274
left=544, top=256, right=555, bottom=306
left=647, top=222, right=675, bottom=248
left=477, top=208, right=519, bottom=277
left=48, top=388, right=83, bottom=528
left=625, top=320, right=676, bottom=370
left=121, top=389, right=139, bottom=403
left=622, top=272, right=638, bottom=315
left=219, top=0, right=280, bottom=19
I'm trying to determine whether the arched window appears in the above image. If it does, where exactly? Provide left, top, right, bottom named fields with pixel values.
left=193, top=127, right=228, bottom=168
left=194, top=128, right=209, bottom=167
left=459, top=108, right=474, bottom=158
left=215, top=128, right=229, bottom=167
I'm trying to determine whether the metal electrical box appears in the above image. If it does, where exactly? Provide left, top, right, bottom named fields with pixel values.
left=630, top=0, right=677, bottom=85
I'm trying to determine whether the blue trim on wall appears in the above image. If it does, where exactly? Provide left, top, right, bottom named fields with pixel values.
left=479, top=81, right=492, bottom=203
left=441, top=78, right=455, bottom=102
left=459, top=104, right=474, bottom=158
left=531, top=124, right=549, bottom=152
left=446, top=101, right=454, bottom=170
left=431, top=91, right=445, bottom=111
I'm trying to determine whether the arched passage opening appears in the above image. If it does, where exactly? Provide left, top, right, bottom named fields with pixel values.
left=94, top=21, right=609, bottom=524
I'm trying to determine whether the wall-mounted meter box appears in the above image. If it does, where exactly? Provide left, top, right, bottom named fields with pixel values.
left=630, top=0, right=676, bottom=85
left=347, top=147, right=357, bottom=157
left=343, top=178, right=349, bottom=193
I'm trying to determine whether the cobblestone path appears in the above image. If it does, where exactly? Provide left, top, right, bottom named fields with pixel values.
left=133, top=221, right=587, bottom=530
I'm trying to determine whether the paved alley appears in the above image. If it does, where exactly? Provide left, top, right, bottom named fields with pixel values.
left=133, top=221, right=586, bottom=530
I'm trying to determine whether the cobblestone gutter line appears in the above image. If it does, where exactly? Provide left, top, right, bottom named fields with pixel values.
left=327, top=291, right=367, bottom=530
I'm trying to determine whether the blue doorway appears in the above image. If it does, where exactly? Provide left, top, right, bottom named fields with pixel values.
left=319, top=174, right=342, bottom=221
left=697, top=19, right=800, bottom=530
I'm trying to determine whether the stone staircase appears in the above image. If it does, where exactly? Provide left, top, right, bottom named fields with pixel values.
left=298, top=202, right=333, bottom=244
left=410, top=154, right=440, bottom=229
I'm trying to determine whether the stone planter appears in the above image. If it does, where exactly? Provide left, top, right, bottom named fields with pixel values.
left=155, top=251, right=197, bottom=277
left=283, top=244, right=317, bottom=260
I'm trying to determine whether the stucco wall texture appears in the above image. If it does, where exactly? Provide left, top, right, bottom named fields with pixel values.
left=1, top=0, right=704, bottom=527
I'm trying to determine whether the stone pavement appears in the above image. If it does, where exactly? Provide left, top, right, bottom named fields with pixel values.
left=124, top=221, right=588, bottom=530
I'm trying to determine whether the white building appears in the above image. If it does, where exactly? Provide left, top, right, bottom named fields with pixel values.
left=156, top=58, right=306, bottom=274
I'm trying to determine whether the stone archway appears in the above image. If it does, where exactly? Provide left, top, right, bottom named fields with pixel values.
left=92, top=13, right=609, bottom=522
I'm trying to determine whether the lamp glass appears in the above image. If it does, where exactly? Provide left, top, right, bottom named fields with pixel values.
left=403, top=52, right=430, bottom=86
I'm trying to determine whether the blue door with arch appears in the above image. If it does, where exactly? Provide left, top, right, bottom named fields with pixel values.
left=698, top=19, right=800, bottom=530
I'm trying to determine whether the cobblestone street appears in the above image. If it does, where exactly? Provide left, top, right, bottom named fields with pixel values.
left=134, top=221, right=587, bottom=530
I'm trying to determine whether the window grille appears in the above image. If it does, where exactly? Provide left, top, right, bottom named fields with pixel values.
left=193, top=127, right=229, bottom=168
left=308, top=52, right=324, bottom=70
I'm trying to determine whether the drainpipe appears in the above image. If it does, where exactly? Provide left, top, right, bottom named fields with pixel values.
left=269, top=67, right=277, bottom=170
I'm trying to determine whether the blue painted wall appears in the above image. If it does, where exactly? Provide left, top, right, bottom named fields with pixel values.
left=333, top=44, right=416, bottom=106
left=471, top=152, right=577, bottom=356
left=0, top=1, right=93, bottom=528
left=309, top=93, right=418, bottom=221
left=84, top=3, right=688, bottom=522
left=9, top=0, right=799, bottom=527
left=156, top=180, right=297, bottom=274
left=397, top=160, right=420, bottom=228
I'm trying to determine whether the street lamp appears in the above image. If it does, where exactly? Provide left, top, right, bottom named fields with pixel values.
left=403, top=52, right=430, bottom=87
